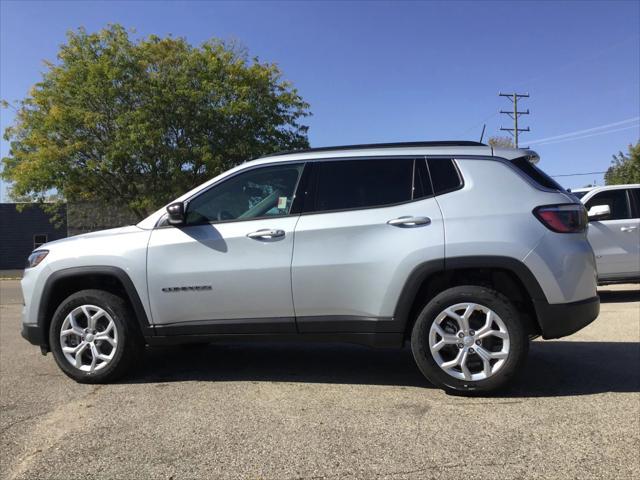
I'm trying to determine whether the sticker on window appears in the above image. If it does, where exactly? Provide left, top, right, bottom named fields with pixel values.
left=277, top=196, right=288, bottom=209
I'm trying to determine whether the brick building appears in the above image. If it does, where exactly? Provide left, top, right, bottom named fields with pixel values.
left=1, top=201, right=138, bottom=269
left=0, top=203, right=67, bottom=269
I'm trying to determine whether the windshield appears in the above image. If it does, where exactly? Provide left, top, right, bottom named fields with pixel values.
left=570, top=191, right=589, bottom=199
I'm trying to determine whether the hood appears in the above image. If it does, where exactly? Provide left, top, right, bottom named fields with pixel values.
left=41, top=225, right=143, bottom=248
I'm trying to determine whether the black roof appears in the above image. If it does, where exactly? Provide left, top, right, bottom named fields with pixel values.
left=265, top=141, right=487, bottom=157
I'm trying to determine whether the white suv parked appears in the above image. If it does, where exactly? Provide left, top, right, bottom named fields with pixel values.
left=21, top=141, right=600, bottom=394
left=571, top=184, right=640, bottom=284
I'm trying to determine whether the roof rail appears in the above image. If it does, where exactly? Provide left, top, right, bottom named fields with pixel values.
left=264, top=140, right=487, bottom=157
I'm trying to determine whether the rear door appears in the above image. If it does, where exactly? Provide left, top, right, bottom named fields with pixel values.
left=585, top=187, right=640, bottom=279
left=291, top=157, right=444, bottom=333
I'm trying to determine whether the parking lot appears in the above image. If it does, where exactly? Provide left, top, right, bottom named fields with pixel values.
left=0, top=279, right=638, bottom=479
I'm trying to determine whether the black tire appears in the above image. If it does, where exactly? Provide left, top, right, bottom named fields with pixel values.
left=49, top=289, right=143, bottom=384
left=411, top=285, right=529, bottom=395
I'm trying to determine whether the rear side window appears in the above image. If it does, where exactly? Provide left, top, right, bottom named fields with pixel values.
left=628, top=188, right=640, bottom=218
left=427, top=159, right=463, bottom=195
left=413, top=159, right=434, bottom=199
left=585, top=189, right=631, bottom=220
left=310, top=158, right=414, bottom=212
left=511, top=157, right=564, bottom=191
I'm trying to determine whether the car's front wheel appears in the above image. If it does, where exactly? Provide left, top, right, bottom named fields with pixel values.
left=411, top=286, right=529, bottom=394
left=49, top=289, right=142, bottom=383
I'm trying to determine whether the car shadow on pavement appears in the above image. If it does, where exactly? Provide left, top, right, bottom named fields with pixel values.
left=598, top=288, right=640, bottom=303
left=126, top=340, right=640, bottom=397
left=508, top=341, right=640, bottom=397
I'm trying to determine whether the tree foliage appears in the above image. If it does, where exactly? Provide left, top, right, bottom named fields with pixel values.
left=487, top=136, right=514, bottom=148
left=2, top=25, right=311, bottom=219
left=604, top=141, right=640, bottom=185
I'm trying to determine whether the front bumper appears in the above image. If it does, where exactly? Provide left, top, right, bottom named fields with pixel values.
left=533, top=296, right=600, bottom=339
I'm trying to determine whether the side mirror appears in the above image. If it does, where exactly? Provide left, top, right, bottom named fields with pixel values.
left=166, top=202, right=186, bottom=226
left=587, top=204, right=611, bottom=221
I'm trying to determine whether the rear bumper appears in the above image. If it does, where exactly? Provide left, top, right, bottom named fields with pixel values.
left=534, top=296, right=600, bottom=339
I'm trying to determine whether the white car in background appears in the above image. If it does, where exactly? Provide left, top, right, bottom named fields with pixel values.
left=571, top=184, right=640, bottom=284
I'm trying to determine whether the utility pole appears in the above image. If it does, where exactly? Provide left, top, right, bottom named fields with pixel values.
left=499, top=92, right=530, bottom=147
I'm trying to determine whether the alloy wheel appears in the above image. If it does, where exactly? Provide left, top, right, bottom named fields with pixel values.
left=428, top=302, right=510, bottom=381
left=59, top=305, right=118, bottom=373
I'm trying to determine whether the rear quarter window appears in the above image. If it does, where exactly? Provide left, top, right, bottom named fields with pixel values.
left=510, top=156, right=565, bottom=191
left=427, top=159, right=463, bottom=195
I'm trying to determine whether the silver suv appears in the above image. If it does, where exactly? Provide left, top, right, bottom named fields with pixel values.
left=21, top=141, right=600, bottom=394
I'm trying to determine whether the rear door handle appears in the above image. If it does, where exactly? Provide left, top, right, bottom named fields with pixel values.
left=247, top=229, right=285, bottom=240
left=620, top=226, right=637, bottom=232
left=387, top=216, right=431, bottom=227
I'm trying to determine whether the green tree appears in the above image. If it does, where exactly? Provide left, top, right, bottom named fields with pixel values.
left=604, top=141, right=640, bottom=185
left=2, top=25, right=311, bottom=220
left=487, top=136, right=514, bottom=148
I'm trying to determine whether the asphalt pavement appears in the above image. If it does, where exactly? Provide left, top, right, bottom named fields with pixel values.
left=1, top=279, right=638, bottom=479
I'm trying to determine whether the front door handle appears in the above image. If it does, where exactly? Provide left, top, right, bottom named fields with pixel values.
left=387, top=216, right=431, bottom=227
left=620, top=226, right=638, bottom=232
left=247, top=229, right=285, bottom=240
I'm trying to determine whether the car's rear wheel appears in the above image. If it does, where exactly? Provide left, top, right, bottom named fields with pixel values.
left=411, top=286, right=529, bottom=394
left=49, top=289, right=143, bottom=383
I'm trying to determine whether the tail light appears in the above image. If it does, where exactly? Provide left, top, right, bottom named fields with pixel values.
left=533, top=204, right=588, bottom=233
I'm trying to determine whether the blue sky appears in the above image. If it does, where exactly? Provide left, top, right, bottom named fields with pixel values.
left=1, top=0, right=639, bottom=200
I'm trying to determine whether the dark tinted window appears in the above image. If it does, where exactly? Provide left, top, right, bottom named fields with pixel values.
left=570, top=191, right=589, bottom=200
left=511, top=157, right=564, bottom=191
left=311, top=158, right=413, bottom=212
left=585, top=189, right=630, bottom=220
left=427, top=159, right=462, bottom=195
left=628, top=188, right=640, bottom=218
left=186, top=163, right=303, bottom=224
left=413, top=159, right=434, bottom=199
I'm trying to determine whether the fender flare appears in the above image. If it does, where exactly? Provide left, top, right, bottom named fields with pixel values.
left=37, top=266, right=154, bottom=346
left=393, top=255, right=547, bottom=334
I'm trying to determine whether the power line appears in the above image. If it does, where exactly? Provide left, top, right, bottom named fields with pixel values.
left=528, top=117, right=640, bottom=145
left=499, top=92, right=530, bottom=147
left=533, top=124, right=639, bottom=147
left=458, top=111, right=499, bottom=138
left=551, top=171, right=607, bottom=178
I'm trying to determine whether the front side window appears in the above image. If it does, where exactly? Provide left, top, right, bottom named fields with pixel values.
left=310, top=158, right=414, bottom=213
left=585, top=189, right=630, bottom=220
left=185, top=163, right=304, bottom=225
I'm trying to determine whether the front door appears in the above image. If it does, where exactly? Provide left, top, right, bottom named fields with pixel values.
left=147, top=162, right=305, bottom=333
left=586, top=187, right=640, bottom=280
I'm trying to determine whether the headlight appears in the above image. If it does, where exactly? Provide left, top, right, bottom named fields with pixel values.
left=26, top=250, right=49, bottom=269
